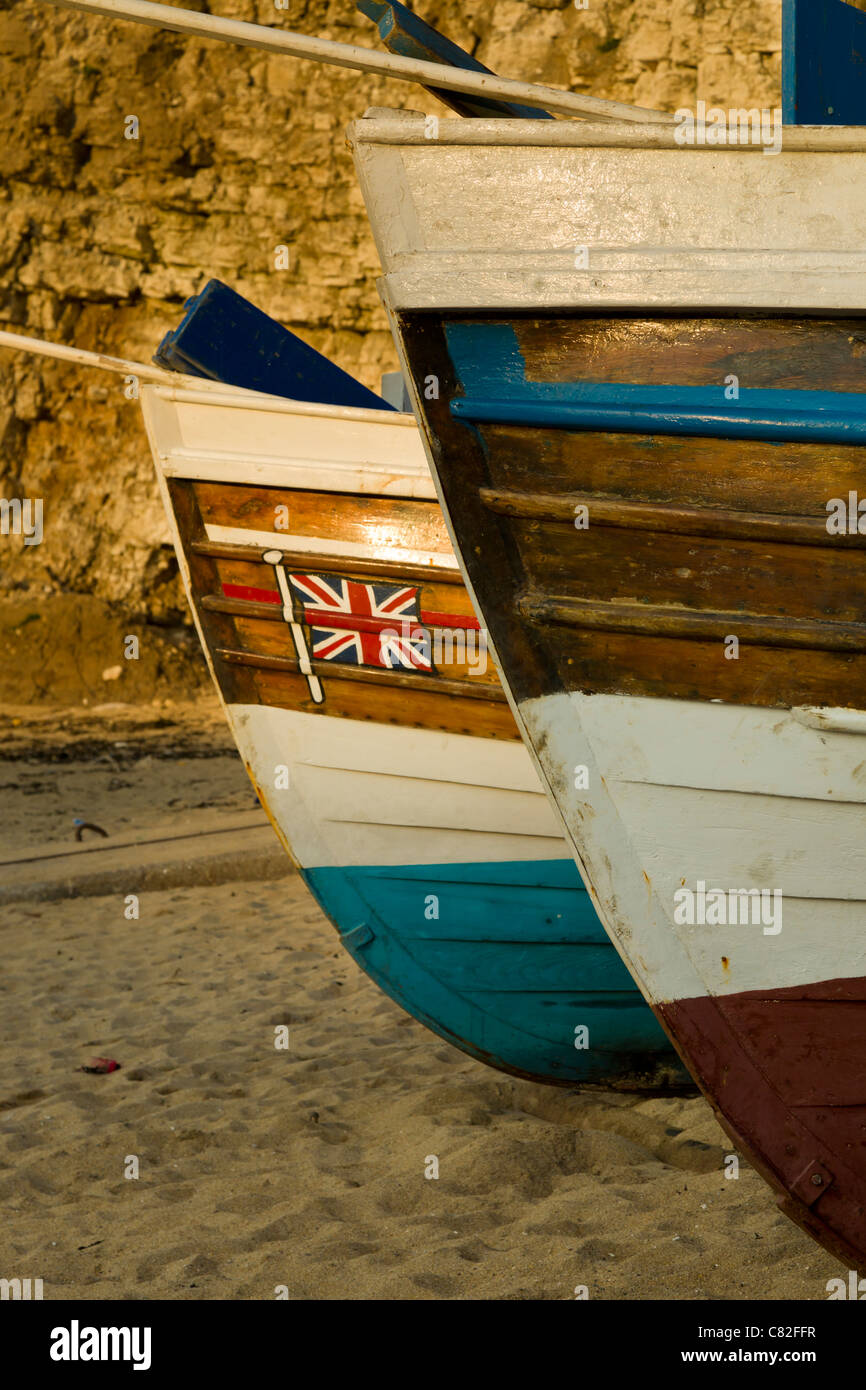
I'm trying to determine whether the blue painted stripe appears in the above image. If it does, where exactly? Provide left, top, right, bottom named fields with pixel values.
left=451, top=396, right=866, bottom=443
left=445, top=321, right=866, bottom=444
left=304, top=858, right=686, bottom=1086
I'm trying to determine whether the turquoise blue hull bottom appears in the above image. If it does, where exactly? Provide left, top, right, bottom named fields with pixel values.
left=305, top=858, right=690, bottom=1088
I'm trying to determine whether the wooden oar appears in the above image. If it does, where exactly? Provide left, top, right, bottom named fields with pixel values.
left=41, top=0, right=672, bottom=124
left=0, top=328, right=259, bottom=393
left=357, top=0, right=553, bottom=120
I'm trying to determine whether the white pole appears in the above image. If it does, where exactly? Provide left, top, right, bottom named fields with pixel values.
left=41, top=0, right=672, bottom=124
left=0, top=328, right=183, bottom=383
left=0, top=328, right=267, bottom=395
left=262, top=550, right=325, bottom=704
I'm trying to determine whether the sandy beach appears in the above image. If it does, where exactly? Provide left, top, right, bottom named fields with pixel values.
left=0, top=0, right=857, bottom=1309
left=0, top=702, right=840, bottom=1301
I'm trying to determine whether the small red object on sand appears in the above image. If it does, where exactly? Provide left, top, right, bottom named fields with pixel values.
left=80, top=1058, right=121, bottom=1074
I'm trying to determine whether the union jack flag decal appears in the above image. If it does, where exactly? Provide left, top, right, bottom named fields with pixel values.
left=288, top=572, right=433, bottom=672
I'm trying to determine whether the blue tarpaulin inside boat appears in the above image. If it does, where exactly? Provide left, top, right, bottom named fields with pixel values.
left=154, top=279, right=395, bottom=411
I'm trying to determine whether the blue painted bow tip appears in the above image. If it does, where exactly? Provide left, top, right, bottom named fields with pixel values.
left=307, top=858, right=690, bottom=1088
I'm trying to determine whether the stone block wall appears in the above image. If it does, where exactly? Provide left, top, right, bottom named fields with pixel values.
left=0, top=0, right=786, bottom=701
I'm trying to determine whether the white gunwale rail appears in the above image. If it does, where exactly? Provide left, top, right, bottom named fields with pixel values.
left=350, top=112, right=866, bottom=149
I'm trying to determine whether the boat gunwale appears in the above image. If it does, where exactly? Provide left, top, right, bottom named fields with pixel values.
left=142, top=381, right=418, bottom=429
left=348, top=113, right=866, bottom=151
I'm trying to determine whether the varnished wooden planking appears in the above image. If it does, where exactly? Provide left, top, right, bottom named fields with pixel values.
left=191, top=540, right=466, bottom=586
left=512, top=520, right=866, bottom=626
left=528, top=596, right=866, bottom=654
left=486, top=426, right=866, bottom=517
left=194, top=481, right=453, bottom=557
left=219, top=643, right=502, bottom=699
left=166, top=478, right=258, bottom=708
left=512, top=315, right=866, bottom=392
left=398, top=311, right=866, bottom=710
left=400, top=314, right=556, bottom=706
left=481, top=487, right=866, bottom=547
left=540, top=619, right=866, bottom=708
left=201, top=591, right=483, bottom=636
left=251, top=667, right=519, bottom=739
left=169, top=471, right=504, bottom=727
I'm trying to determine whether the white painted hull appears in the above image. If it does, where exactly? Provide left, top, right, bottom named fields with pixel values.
left=518, top=690, right=866, bottom=1005
left=141, top=379, right=435, bottom=497
left=233, top=702, right=563, bottom=871
left=350, top=114, right=866, bottom=311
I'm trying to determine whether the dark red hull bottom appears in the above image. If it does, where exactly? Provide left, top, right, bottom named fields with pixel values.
left=658, top=977, right=866, bottom=1267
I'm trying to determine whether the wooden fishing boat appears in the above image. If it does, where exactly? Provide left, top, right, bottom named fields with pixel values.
left=35, top=0, right=866, bottom=1256
left=349, top=2, right=866, bottom=1263
left=0, top=322, right=683, bottom=1088
left=141, top=348, right=688, bottom=1087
